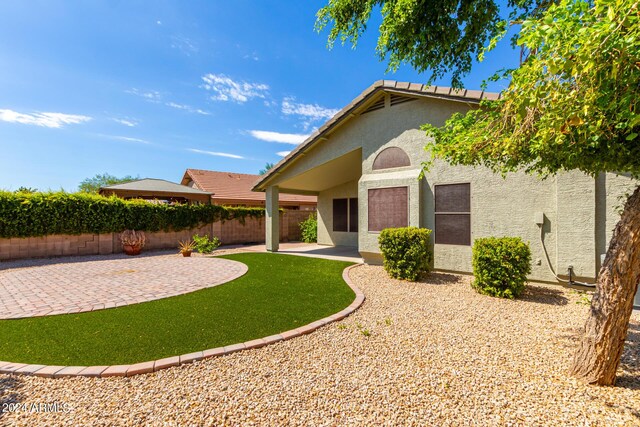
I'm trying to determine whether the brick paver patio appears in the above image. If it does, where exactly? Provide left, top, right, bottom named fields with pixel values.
left=0, top=251, right=247, bottom=319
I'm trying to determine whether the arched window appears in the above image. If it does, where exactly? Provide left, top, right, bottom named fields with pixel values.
left=372, top=147, right=410, bottom=170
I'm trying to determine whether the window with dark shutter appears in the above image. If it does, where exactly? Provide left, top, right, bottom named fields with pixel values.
left=333, top=199, right=348, bottom=232
left=349, top=198, right=358, bottom=232
left=434, top=183, right=471, bottom=245
left=368, top=187, right=408, bottom=232
left=333, top=198, right=358, bottom=232
left=372, top=147, right=411, bottom=170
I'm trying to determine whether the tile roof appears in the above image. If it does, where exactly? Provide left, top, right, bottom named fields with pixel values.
left=182, top=169, right=317, bottom=204
left=100, top=178, right=211, bottom=195
left=253, top=80, right=500, bottom=191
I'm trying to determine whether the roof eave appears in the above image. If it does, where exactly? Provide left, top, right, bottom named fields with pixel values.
left=252, top=80, right=499, bottom=192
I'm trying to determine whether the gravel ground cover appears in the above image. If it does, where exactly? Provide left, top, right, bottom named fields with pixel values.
left=1, top=262, right=638, bottom=426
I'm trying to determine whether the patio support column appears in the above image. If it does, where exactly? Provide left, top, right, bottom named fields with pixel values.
left=265, top=186, right=279, bottom=252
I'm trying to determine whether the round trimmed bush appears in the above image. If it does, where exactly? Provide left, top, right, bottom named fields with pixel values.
left=472, top=237, right=532, bottom=299
left=378, top=227, right=432, bottom=281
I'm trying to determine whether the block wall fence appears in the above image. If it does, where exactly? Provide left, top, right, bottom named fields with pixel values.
left=0, top=210, right=313, bottom=261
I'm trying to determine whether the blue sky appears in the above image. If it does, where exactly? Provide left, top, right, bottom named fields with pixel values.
left=0, top=1, right=520, bottom=191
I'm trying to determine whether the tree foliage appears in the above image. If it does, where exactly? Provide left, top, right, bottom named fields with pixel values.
left=316, top=0, right=550, bottom=87
left=78, top=173, right=139, bottom=193
left=424, top=0, right=640, bottom=177
left=259, top=163, right=275, bottom=175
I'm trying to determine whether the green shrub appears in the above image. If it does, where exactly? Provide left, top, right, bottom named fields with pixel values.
left=192, top=234, right=221, bottom=253
left=472, top=237, right=532, bottom=299
left=378, top=227, right=433, bottom=281
left=299, top=214, right=318, bottom=243
left=0, top=191, right=266, bottom=238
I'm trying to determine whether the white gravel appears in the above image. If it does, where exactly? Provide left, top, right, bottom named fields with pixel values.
left=1, top=263, right=638, bottom=426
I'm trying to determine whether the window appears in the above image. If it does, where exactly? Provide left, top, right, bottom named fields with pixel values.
left=372, top=147, right=411, bottom=170
left=349, top=198, right=358, bottom=232
left=368, top=187, right=408, bottom=232
left=333, top=198, right=358, bottom=232
left=434, top=183, right=471, bottom=245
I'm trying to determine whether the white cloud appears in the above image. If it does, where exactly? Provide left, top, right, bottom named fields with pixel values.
left=276, top=151, right=291, bottom=157
left=96, top=134, right=150, bottom=144
left=248, top=130, right=309, bottom=145
left=165, top=102, right=211, bottom=116
left=282, top=97, right=339, bottom=121
left=156, top=20, right=162, bottom=25
left=188, top=148, right=244, bottom=159
left=0, top=109, right=91, bottom=128
left=126, top=88, right=162, bottom=102
left=202, top=74, right=269, bottom=103
left=112, top=118, right=138, bottom=127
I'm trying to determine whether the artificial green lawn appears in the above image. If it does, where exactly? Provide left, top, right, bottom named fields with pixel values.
left=0, top=253, right=355, bottom=366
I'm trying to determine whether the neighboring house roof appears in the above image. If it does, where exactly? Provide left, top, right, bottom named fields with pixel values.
left=100, top=178, right=211, bottom=196
left=253, top=80, right=500, bottom=192
left=181, top=169, right=317, bottom=205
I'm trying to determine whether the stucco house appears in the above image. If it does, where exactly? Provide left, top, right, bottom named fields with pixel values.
left=252, top=80, right=639, bottom=305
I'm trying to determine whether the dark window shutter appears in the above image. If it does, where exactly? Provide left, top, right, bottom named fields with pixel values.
left=349, top=198, right=358, bottom=232
left=372, top=147, right=411, bottom=170
left=368, top=187, right=408, bottom=232
left=333, top=199, right=348, bottom=232
left=435, top=183, right=470, bottom=213
left=434, top=183, right=471, bottom=245
left=435, top=214, right=471, bottom=245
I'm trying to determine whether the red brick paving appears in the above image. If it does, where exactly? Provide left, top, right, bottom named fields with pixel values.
left=0, top=251, right=247, bottom=319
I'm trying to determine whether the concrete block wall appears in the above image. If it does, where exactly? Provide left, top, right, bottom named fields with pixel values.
left=0, top=212, right=309, bottom=261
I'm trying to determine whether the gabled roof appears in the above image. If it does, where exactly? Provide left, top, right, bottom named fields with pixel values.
left=181, top=169, right=317, bottom=204
left=100, top=178, right=211, bottom=195
left=253, top=80, right=500, bottom=191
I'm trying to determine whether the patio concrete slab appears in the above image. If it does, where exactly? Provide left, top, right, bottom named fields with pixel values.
left=224, top=242, right=363, bottom=263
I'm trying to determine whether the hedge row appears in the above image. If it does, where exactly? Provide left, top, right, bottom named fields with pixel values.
left=0, top=191, right=266, bottom=238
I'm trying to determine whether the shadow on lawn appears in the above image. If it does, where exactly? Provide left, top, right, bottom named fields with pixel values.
left=0, top=375, right=22, bottom=419
left=520, top=285, right=569, bottom=306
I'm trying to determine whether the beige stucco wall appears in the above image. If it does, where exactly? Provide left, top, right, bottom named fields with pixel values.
left=317, top=180, right=359, bottom=247
left=421, top=162, right=560, bottom=282
left=270, top=92, right=639, bottom=297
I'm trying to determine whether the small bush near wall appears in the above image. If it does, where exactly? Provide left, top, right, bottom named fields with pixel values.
left=378, top=227, right=433, bottom=281
left=472, top=237, right=532, bottom=299
left=192, top=234, right=221, bottom=253
left=0, top=191, right=265, bottom=238
left=299, top=214, right=318, bottom=243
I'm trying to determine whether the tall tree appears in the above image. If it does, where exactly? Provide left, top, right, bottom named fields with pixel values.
left=78, top=173, right=139, bottom=194
left=259, top=162, right=275, bottom=175
left=318, top=0, right=640, bottom=385
left=316, top=0, right=550, bottom=88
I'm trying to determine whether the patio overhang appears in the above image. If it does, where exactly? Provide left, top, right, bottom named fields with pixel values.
left=272, top=149, right=362, bottom=195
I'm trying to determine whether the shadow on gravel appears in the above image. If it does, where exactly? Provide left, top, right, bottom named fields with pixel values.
left=520, top=285, right=569, bottom=306
left=0, top=375, right=22, bottom=419
left=419, top=272, right=462, bottom=285
left=616, top=321, right=640, bottom=391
